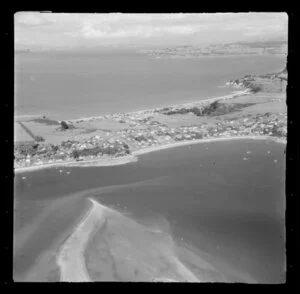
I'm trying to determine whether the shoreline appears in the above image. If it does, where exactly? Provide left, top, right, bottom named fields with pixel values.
left=56, top=198, right=106, bottom=282
left=56, top=197, right=201, bottom=282
left=14, top=155, right=138, bottom=174
left=15, top=89, right=250, bottom=123
left=68, top=89, right=251, bottom=123
left=14, top=135, right=286, bottom=174
left=132, top=135, right=285, bottom=157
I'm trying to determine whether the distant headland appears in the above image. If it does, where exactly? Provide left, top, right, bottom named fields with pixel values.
left=14, top=67, right=287, bottom=173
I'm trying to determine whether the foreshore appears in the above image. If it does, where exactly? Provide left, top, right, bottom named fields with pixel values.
left=15, top=89, right=248, bottom=124
left=14, top=155, right=138, bottom=174
left=14, top=69, right=287, bottom=174
left=68, top=89, right=251, bottom=123
left=56, top=197, right=201, bottom=282
left=132, top=135, right=286, bottom=156
left=14, top=135, right=286, bottom=174
left=57, top=198, right=106, bottom=282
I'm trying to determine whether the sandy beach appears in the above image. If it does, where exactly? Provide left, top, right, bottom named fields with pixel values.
left=14, top=155, right=138, bottom=174
left=56, top=197, right=206, bottom=282
left=132, top=135, right=286, bottom=157
left=56, top=198, right=106, bottom=282
left=14, top=15, right=287, bottom=284
left=14, top=137, right=285, bottom=282
left=15, top=135, right=286, bottom=174
left=66, top=89, right=251, bottom=124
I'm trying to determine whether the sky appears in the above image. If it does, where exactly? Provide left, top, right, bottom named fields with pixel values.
left=14, top=12, right=288, bottom=50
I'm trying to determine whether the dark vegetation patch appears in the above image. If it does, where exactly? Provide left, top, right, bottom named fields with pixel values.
left=205, top=102, right=256, bottom=116
left=159, top=101, right=256, bottom=117
left=247, top=84, right=262, bottom=93
left=131, top=134, right=155, bottom=142
left=14, top=142, right=39, bottom=156
left=35, top=135, right=45, bottom=142
left=60, top=121, right=69, bottom=130
left=80, top=128, right=97, bottom=134
left=30, top=118, right=60, bottom=126
left=56, top=121, right=76, bottom=131
left=71, top=142, right=130, bottom=159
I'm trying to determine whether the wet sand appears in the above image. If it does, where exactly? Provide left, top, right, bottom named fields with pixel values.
left=13, top=193, right=91, bottom=282
left=55, top=197, right=255, bottom=282
left=56, top=198, right=222, bottom=282
left=57, top=199, right=105, bottom=282
left=14, top=138, right=285, bottom=283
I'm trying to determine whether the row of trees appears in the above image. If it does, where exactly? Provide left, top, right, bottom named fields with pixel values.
left=15, top=142, right=39, bottom=156
left=71, top=142, right=130, bottom=159
left=163, top=101, right=221, bottom=117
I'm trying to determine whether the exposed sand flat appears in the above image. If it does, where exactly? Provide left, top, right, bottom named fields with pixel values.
left=55, top=197, right=210, bottom=282
left=83, top=200, right=201, bottom=282
left=57, top=198, right=106, bottom=282
left=171, top=257, right=200, bottom=282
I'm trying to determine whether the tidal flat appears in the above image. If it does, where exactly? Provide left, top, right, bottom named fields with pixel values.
left=14, top=139, right=285, bottom=283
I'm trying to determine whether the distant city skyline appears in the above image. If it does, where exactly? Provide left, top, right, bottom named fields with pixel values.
left=14, top=12, right=288, bottom=50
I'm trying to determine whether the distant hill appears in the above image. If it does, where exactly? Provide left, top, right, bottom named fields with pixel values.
left=140, top=40, right=287, bottom=59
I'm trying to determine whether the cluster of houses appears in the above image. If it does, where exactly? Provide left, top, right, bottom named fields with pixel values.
left=210, top=112, right=287, bottom=138
left=14, top=109, right=287, bottom=169
left=14, top=136, right=130, bottom=168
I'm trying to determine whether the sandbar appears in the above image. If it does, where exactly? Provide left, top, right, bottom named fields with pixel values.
left=56, top=198, right=106, bottom=282
left=56, top=198, right=205, bottom=282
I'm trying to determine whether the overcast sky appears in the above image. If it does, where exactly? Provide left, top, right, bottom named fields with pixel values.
left=14, top=12, right=288, bottom=50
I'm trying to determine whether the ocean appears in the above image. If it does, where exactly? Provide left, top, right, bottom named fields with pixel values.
left=14, top=51, right=286, bottom=120
left=14, top=139, right=286, bottom=282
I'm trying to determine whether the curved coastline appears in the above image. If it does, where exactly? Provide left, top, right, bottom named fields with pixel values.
left=68, top=89, right=250, bottom=123
left=132, top=135, right=286, bottom=157
left=56, top=197, right=202, bottom=282
left=15, top=135, right=285, bottom=282
left=56, top=198, right=106, bottom=282
left=15, top=135, right=286, bottom=174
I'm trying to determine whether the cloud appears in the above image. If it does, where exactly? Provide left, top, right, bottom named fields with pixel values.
left=14, top=12, right=288, bottom=49
left=80, top=19, right=203, bottom=39
left=14, top=12, right=53, bottom=27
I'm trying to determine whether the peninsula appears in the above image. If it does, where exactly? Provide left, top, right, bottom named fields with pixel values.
left=14, top=68, right=287, bottom=173
left=139, top=40, right=287, bottom=59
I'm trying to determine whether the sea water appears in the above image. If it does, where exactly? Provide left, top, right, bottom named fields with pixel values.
left=15, top=51, right=286, bottom=120
left=14, top=139, right=285, bottom=283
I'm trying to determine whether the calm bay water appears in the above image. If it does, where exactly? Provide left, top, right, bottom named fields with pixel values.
left=14, top=139, right=286, bottom=283
left=15, top=52, right=286, bottom=120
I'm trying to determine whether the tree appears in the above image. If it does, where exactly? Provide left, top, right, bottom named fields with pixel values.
left=210, top=101, right=219, bottom=111
left=60, top=121, right=69, bottom=130
left=191, top=107, right=201, bottom=116
left=250, top=85, right=262, bottom=93
left=51, top=145, right=59, bottom=152
left=72, top=150, right=80, bottom=159
left=35, top=135, right=45, bottom=142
